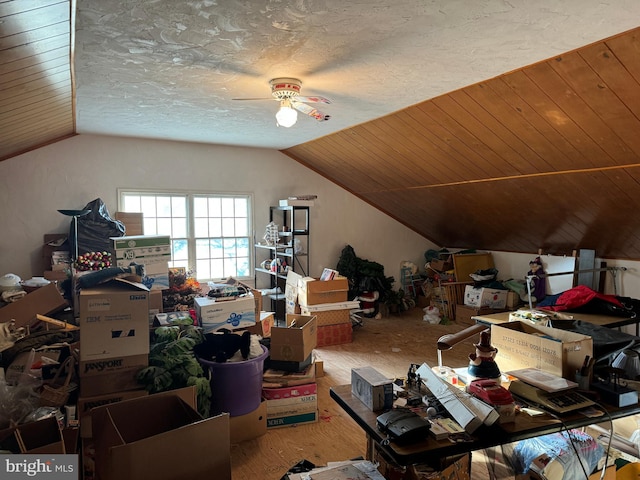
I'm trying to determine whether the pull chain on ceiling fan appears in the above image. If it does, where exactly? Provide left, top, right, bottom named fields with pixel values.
left=233, top=78, right=331, bottom=128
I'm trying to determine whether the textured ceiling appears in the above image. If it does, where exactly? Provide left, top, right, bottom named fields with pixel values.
left=73, top=0, right=640, bottom=149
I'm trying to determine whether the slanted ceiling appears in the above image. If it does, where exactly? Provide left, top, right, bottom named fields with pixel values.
left=284, top=27, right=640, bottom=260
left=0, top=0, right=75, bottom=159
left=2, top=0, right=640, bottom=261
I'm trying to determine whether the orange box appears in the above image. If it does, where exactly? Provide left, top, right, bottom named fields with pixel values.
left=317, top=322, right=352, bottom=347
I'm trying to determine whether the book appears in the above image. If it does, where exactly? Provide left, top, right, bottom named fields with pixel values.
left=431, top=417, right=464, bottom=434
left=428, top=418, right=450, bottom=440
left=320, top=268, right=338, bottom=281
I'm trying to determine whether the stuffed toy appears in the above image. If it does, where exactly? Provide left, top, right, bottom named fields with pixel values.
left=527, top=256, right=546, bottom=303
left=194, top=329, right=251, bottom=363
left=357, top=291, right=380, bottom=318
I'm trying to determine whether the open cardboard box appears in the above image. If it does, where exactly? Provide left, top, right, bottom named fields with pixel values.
left=270, top=314, right=317, bottom=362
left=0, top=282, right=68, bottom=328
left=0, top=416, right=65, bottom=454
left=92, top=388, right=231, bottom=480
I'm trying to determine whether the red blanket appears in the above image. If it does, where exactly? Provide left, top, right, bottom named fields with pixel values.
left=539, top=285, right=624, bottom=312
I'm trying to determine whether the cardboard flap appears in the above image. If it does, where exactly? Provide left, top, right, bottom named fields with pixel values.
left=93, top=389, right=230, bottom=480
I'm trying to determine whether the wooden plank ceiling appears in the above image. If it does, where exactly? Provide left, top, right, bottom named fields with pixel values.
left=0, top=0, right=75, bottom=161
left=283, top=27, right=640, bottom=260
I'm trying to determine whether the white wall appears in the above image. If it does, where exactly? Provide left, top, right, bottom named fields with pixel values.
left=490, top=251, right=640, bottom=299
left=0, top=134, right=433, bottom=288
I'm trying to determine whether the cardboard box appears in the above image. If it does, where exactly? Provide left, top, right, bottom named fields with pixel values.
left=285, top=270, right=302, bottom=315
left=194, top=294, right=256, bottom=333
left=267, top=353, right=313, bottom=373
left=115, top=212, right=143, bottom=236
left=266, top=410, right=318, bottom=429
left=454, top=304, right=505, bottom=327
left=229, top=400, right=267, bottom=443
left=351, top=366, right=393, bottom=411
left=77, top=389, right=149, bottom=438
left=5, top=346, right=70, bottom=385
left=244, top=311, right=274, bottom=338
left=0, top=416, right=66, bottom=454
left=430, top=258, right=453, bottom=272
left=138, top=261, right=170, bottom=291
left=148, top=289, right=163, bottom=325
left=464, top=286, right=508, bottom=309
left=491, top=321, right=593, bottom=381
left=0, top=282, right=68, bottom=328
left=92, top=391, right=231, bottom=480
left=78, top=278, right=150, bottom=361
left=78, top=354, right=149, bottom=397
left=111, top=234, right=171, bottom=268
left=262, top=382, right=317, bottom=400
left=266, top=394, right=318, bottom=418
left=300, top=306, right=350, bottom=326
left=297, top=276, right=348, bottom=306
left=270, top=314, right=317, bottom=362
left=317, top=322, right=353, bottom=347
left=408, top=453, right=470, bottom=480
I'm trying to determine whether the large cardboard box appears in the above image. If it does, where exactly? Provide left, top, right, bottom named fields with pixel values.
left=194, top=294, right=256, bottom=333
left=300, top=305, right=350, bottom=326
left=77, top=389, right=149, bottom=438
left=0, top=282, right=68, bottom=328
left=266, top=410, right=318, bottom=429
left=78, top=278, right=150, bottom=361
left=297, top=276, right=348, bottom=306
left=351, top=366, right=393, bottom=411
left=78, top=354, right=149, bottom=397
left=491, top=321, right=593, bottom=381
left=463, top=285, right=508, bottom=309
left=92, top=391, right=231, bottom=480
left=317, top=322, right=353, bottom=347
left=0, top=416, right=66, bottom=454
left=408, top=453, right=471, bottom=480
left=266, top=393, right=318, bottom=418
left=111, top=234, right=171, bottom=268
left=270, top=314, right=317, bottom=362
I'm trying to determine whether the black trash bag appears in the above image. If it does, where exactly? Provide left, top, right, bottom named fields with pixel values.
left=69, top=198, right=125, bottom=256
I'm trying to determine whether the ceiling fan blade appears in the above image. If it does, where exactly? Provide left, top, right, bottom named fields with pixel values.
left=231, top=97, right=275, bottom=101
left=291, top=101, right=330, bottom=122
left=295, top=95, right=331, bottom=104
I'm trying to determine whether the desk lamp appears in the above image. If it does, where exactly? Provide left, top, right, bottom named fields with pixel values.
left=435, top=323, right=488, bottom=383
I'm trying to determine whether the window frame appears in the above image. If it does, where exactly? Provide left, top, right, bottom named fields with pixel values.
left=117, top=188, right=254, bottom=283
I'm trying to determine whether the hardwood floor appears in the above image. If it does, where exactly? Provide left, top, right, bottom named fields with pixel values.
left=230, top=308, right=488, bottom=480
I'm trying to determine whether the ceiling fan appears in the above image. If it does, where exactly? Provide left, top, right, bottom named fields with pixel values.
left=233, top=78, right=331, bottom=128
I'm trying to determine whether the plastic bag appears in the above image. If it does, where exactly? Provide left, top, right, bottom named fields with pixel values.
left=423, top=306, right=441, bottom=324
left=69, top=198, right=125, bottom=256
left=513, top=430, right=603, bottom=480
left=0, top=377, right=39, bottom=428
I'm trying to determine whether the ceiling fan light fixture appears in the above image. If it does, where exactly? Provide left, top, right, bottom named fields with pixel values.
left=275, top=99, right=298, bottom=127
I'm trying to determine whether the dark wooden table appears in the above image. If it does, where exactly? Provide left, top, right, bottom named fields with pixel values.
left=330, top=383, right=640, bottom=466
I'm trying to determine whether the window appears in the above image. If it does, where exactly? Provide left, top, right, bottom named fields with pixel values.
left=118, top=190, right=252, bottom=282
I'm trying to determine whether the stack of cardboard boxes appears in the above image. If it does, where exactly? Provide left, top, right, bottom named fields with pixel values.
left=110, top=235, right=170, bottom=322
left=76, top=278, right=151, bottom=432
left=263, top=314, right=319, bottom=428
left=298, top=276, right=354, bottom=346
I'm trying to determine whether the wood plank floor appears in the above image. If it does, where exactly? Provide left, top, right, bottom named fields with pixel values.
left=230, top=308, right=491, bottom=480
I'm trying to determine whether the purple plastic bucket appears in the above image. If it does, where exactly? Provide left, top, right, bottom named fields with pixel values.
left=198, top=345, right=268, bottom=417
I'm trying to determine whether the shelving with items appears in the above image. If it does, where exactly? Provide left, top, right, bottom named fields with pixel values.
left=254, top=206, right=309, bottom=322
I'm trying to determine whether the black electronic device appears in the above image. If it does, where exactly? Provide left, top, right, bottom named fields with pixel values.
left=376, top=409, right=431, bottom=444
